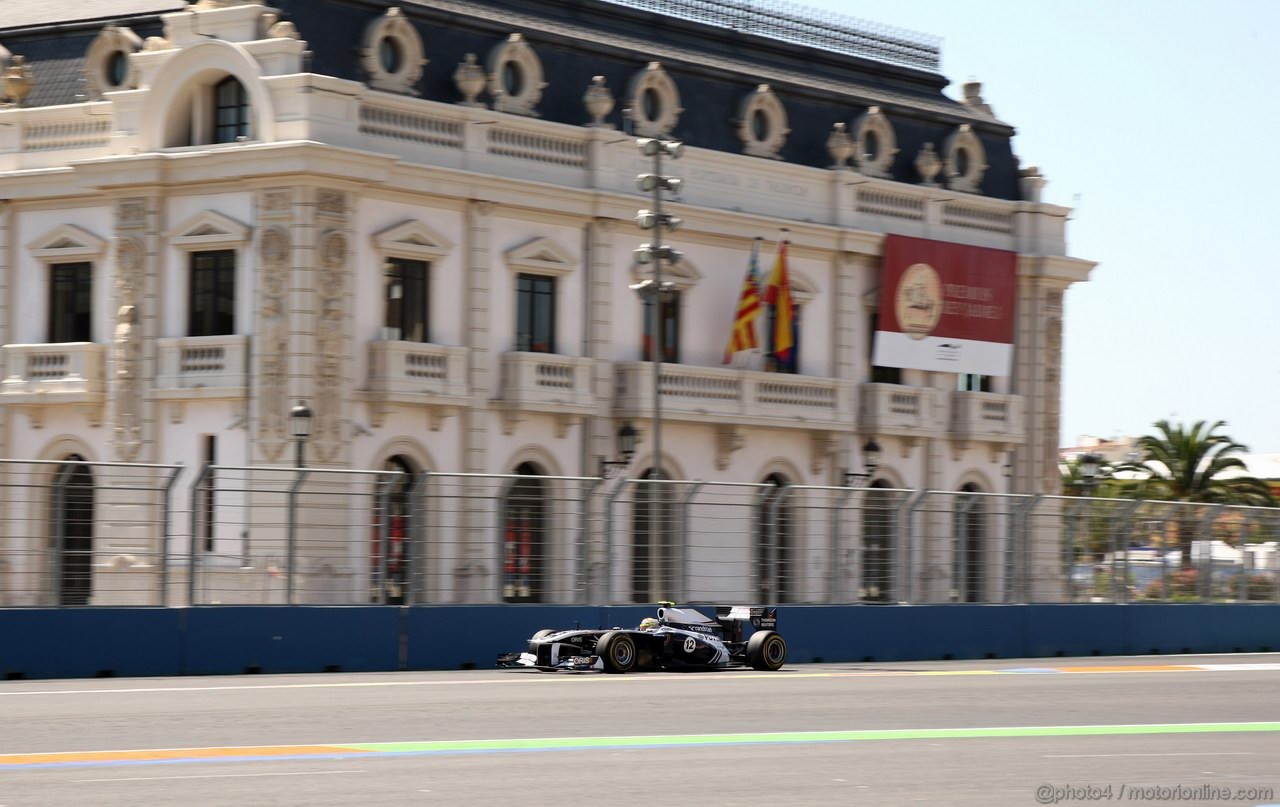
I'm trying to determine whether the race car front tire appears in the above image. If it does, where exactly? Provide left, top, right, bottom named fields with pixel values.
left=531, top=629, right=557, bottom=641
left=746, top=630, right=787, bottom=671
left=597, top=631, right=637, bottom=674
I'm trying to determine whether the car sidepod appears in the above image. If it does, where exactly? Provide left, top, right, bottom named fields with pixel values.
left=658, top=627, right=730, bottom=669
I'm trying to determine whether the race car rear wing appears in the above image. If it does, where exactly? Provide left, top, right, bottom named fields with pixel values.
left=713, top=605, right=777, bottom=642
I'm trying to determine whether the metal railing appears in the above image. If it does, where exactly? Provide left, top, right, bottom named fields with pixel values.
left=1, top=459, right=1277, bottom=607
left=604, top=0, right=942, bottom=70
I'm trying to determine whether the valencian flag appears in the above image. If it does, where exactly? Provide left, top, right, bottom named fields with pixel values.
left=763, top=238, right=794, bottom=367
left=723, top=238, right=763, bottom=363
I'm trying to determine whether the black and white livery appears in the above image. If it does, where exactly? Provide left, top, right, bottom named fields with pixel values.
left=497, top=604, right=787, bottom=673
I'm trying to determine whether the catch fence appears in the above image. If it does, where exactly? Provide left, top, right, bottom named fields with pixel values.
left=1, top=459, right=1277, bottom=607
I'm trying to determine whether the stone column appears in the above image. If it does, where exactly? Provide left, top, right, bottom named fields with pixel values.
left=457, top=199, right=494, bottom=601
left=585, top=217, right=617, bottom=601
left=93, top=196, right=164, bottom=604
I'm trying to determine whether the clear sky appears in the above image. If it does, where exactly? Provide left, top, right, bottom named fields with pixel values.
left=792, top=0, right=1280, bottom=453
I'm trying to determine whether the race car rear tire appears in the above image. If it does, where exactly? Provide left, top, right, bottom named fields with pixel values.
left=531, top=629, right=557, bottom=641
left=746, top=630, right=787, bottom=671
left=597, top=631, right=637, bottom=674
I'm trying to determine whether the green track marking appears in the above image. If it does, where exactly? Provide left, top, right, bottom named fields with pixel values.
left=343, top=722, right=1280, bottom=754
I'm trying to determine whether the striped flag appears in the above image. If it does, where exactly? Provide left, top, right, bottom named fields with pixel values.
left=763, top=239, right=794, bottom=365
left=723, top=238, right=763, bottom=363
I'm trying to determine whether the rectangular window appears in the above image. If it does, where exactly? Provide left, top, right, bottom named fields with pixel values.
left=382, top=258, right=430, bottom=342
left=958, top=374, right=993, bottom=392
left=869, top=313, right=901, bottom=384
left=516, top=274, right=555, bottom=353
left=189, top=250, right=236, bottom=337
left=641, top=290, right=680, bottom=363
left=49, top=262, right=93, bottom=343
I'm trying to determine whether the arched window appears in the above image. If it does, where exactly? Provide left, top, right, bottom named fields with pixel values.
left=955, top=483, right=986, bottom=603
left=502, top=462, right=548, bottom=603
left=861, top=479, right=895, bottom=602
left=631, top=468, right=674, bottom=603
left=756, top=473, right=794, bottom=602
left=371, top=455, right=416, bottom=604
left=50, top=455, right=94, bottom=606
left=213, top=76, right=249, bottom=144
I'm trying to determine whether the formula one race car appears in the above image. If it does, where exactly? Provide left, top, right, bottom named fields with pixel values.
left=496, top=604, right=786, bottom=673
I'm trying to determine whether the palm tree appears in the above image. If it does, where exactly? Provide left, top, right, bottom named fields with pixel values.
left=1116, top=419, right=1275, bottom=564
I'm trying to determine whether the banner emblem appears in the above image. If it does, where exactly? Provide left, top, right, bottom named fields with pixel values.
left=895, top=262, right=943, bottom=339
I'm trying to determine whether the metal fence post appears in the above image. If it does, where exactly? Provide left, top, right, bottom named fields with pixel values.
left=1238, top=512, right=1255, bottom=602
left=763, top=484, right=793, bottom=603
left=1196, top=504, right=1225, bottom=601
left=897, top=490, right=928, bottom=604
left=404, top=471, right=428, bottom=606
left=1108, top=499, right=1142, bottom=602
left=285, top=468, right=310, bottom=605
left=749, top=486, right=772, bottom=601
left=578, top=478, right=601, bottom=604
left=829, top=486, right=855, bottom=603
left=186, top=462, right=214, bottom=607
left=372, top=473, right=394, bottom=605
left=1008, top=494, right=1042, bottom=603
left=158, top=463, right=183, bottom=608
left=51, top=463, right=75, bottom=606
left=603, top=480, right=630, bottom=604
left=678, top=480, right=705, bottom=603
left=1062, top=497, right=1091, bottom=602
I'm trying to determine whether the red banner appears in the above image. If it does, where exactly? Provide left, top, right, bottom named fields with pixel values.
left=873, top=235, right=1017, bottom=376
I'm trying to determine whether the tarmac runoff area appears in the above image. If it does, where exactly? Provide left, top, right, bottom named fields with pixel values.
left=1, top=654, right=1278, bottom=806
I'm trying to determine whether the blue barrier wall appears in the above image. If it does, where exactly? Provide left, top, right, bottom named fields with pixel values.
left=183, top=607, right=402, bottom=675
left=2, top=604, right=1278, bottom=679
left=0, top=608, right=184, bottom=679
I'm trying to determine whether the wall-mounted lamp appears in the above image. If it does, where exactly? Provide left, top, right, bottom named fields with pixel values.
left=842, top=438, right=881, bottom=487
left=598, top=422, right=638, bottom=479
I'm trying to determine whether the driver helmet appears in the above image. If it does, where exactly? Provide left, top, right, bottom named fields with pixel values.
left=638, top=617, right=660, bottom=631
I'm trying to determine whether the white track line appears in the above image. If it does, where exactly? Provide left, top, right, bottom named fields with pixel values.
left=71, top=770, right=366, bottom=783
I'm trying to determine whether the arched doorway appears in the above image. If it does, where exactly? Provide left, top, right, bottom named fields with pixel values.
left=756, top=473, right=794, bottom=603
left=861, top=479, right=895, bottom=602
left=631, top=468, right=673, bottom=603
left=51, top=455, right=94, bottom=606
left=502, top=462, right=548, bottom=603
left=371, top=455, right=416, bottom=604
left=955, top=483, right=986, bottom=602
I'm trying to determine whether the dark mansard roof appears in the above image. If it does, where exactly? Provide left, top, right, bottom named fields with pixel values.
left=0, top=0, right=1022, bottom=200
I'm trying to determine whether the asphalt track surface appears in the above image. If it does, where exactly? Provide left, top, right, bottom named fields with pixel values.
left=2, top=655, right=1279, bottom=807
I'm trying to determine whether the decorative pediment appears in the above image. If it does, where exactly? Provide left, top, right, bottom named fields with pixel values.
left=165, top=210, right=250, bottom=250
left=27, top=224, right=108, bottom=261
left=372, top=219, right=454, bottom=261
left=862, top=286, right=881, bottom=310
left=630, top=254, right=701, bottom=290
left=505, top=236, right=575, bottom=276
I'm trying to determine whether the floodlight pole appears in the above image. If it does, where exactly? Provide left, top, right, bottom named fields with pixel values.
left=651, top=146, right=664, bottom=485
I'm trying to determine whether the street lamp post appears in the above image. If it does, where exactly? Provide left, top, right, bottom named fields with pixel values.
left=632, top=137, right=684, bottom=483
left=290, top=401, right=312, bottom=468
left=286, top=401, right=312, bottom=604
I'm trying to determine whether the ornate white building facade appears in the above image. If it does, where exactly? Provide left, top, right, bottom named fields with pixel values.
left=0, top=0, right=1094, bottom=606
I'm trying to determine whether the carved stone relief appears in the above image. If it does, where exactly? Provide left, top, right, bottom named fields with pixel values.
left=256, top=225, right=291, bottom=462
left=313, top=228, right=348, bottom=464
left=1042, top=315, right=1063, bottom=490
left=112, top=304, right=142, bottom=460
